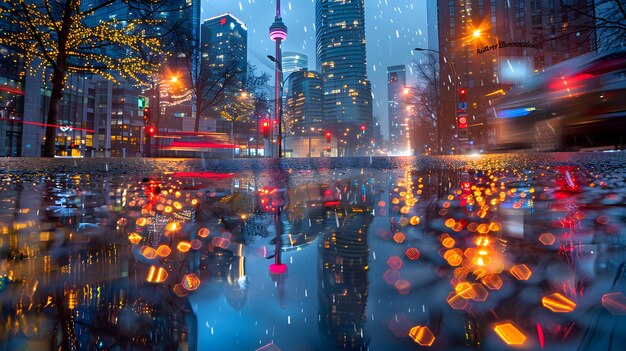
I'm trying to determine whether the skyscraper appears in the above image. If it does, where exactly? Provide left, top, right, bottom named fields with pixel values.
left=315, top=0, right=373, bottom=156
left=201, top=13, right=248, bottom=85
left=426, top=0, right=439, bottom=52
left=157, top=0, right=201, bottom=132
left=286, top=70, right=323, bottom=136
left=200, top=13, right=248, bottom=133
left=284, top=70, right=324, bottom=157
left=387, top=65, right=408, bottom=155
left=282, top=52, right=309, bottom=76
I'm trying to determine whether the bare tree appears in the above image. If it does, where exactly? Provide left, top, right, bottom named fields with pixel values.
left=219, top=63, right=270, bottom=155
left=0, top=0, right=171, bottom=157
left=187, top=53, right=243, bottom=133
left=554, top=0, right=625, bottom=51
left=411, top=52, right=440, bottom=152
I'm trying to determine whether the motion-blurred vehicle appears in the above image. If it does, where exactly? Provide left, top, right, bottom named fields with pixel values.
left=490, top=49, right=626, bottom=150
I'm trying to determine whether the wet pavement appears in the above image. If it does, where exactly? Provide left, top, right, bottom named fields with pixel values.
left=0, top=152, right=625, bottom=350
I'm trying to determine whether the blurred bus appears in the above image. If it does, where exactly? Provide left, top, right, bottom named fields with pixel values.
left=489, top=49, right=626, bottom=151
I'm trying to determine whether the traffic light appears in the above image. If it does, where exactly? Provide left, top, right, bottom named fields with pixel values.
left=458, top=88, right=468, bottom=111
left=146, top=125, right=156, bottom=137
left=457, top=112, right=468, bottom=141
left=325, top=131, right=331, bottom=143
left=143, top=107, right=152, bottom=123
left=360, top=124, right=366, bottom=133
left=262, top=121, right=270, bottom=139
left=459, top=88, right=467, bottom=102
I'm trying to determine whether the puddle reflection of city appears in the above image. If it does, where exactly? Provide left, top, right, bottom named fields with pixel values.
left=128, top=160, right=380, bottom=350
left=2, top=160, right=626, bottom=350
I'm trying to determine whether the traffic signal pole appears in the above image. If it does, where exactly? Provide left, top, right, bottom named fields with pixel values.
left=458, top=88, right=469, bottom=142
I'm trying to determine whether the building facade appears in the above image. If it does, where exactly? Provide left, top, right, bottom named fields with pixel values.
left=91, top=79, right=145, bottom=157
left=315, top=0, right=373, bottom=156
left=153, top=0, right=201, bottom=134
left=286, top=70, right=324, bottom=136
left=283, top=52, right=309, bottom=76
left=200, top=13, right=248, bottom=135
left=386, top=65, right=408, bottom=155
left=201, top=13, right=248, bottom=86
left=436, top=0, right=596, bottom=152
left=284, top=70, right=325, bottom=157
left=0, top=46, right=24, bottom=157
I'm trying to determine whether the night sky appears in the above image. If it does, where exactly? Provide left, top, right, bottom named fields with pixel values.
left=203, top=1, right=429, bottom=139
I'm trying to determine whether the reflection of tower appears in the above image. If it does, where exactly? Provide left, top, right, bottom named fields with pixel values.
left=270, top=207, right=288, bottom=308
left=318, top=211, right=372, bottom=350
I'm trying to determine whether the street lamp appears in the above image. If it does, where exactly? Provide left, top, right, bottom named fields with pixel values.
left=472, top=30, right=501, bottom=89
left=471, top=29, right=502, bottom=150
left=414, top=47, right=460, bottom=154
left=148, top=72, right=182, bottom=157
left=267, top=55, right=303, bottom=157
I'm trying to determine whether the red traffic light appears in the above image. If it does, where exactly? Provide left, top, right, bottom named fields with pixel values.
left=325, top=131, right=331, bottom=142
left=459, top=88, right=467, bottom=102
left=143, top=108, right=152, bottom=122
left=262, top=121, right=270, bottom=139
left=360, top=124, right=366, bottom=131
left=146, top=126, right=156, bottom=136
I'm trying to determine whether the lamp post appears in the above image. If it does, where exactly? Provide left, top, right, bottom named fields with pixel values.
left=265, top=59, right=302, bottom=157
left=472, top=30, right=501, bottom=150
left=148, top=73, right=180, bottom=157
left=414, top=47, right=459, bottom=154
left=269, top=0, right=287, bottom=158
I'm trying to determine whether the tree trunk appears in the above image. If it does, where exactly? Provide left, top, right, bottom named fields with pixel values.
left=43, top=67, right=66, bottom=157
left=194, top=94, right=201, bottom=132
left=231, top=120, right=235, bottom=158
left=43, top=0, right=75, bottom=157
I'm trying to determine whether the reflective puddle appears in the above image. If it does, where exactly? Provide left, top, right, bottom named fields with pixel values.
left=1, top=155, right=625, bottom=350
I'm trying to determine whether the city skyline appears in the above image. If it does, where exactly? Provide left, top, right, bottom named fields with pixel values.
left=203, top=1, right=429, bottom=140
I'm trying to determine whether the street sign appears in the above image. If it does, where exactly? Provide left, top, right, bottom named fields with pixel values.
left=458, top=101, right=468, bottom=110
left=457, top=113, right=468, bottom=129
